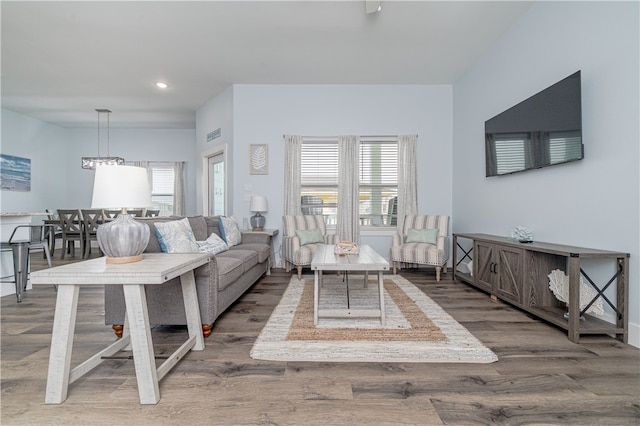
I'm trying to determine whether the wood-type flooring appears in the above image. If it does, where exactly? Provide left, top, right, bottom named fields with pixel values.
left=1, top=252, right=638, bottom=425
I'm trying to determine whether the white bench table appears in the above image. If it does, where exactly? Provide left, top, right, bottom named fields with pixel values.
left=30, top=253, right=210, bottom=405
left=311, top=244, right=389, bottom=326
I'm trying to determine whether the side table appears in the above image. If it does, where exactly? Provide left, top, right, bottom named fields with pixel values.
left=30, top=253, right=210, bottom=405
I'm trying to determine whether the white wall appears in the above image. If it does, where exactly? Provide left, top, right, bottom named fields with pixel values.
left=1, top=109, right=71, bottom=214
left=196, top=86, right=235, bottom=215
left=452, top=1, right=640, bottom=347
left=64, top=128, right=198, bottom=213
left=227, top=84, right=453, bottom=265
left=1, top=109, right=198, bottom=215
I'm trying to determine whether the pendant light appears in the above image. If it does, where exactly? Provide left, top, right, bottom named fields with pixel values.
left=81, top=109, right=125, bottom=169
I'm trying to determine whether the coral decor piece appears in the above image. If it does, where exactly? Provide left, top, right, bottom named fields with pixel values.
left=510, top=226, right=534, bottom=243
left=334, top=241, right=359, bottom=255
left=547, top=269, right=604, bottom=316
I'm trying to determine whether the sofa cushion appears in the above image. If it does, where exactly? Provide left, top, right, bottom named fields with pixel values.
left=406, top=228, right=438, bottom=245
left=230, top=243, right=270, bottom=263
left=186, top=215, right=208, bottom=240
left=296, top=228, right=324, bottom=245
left=141, top=218, right=174, bottom=253
left=154, top=218, right=200, bottom=253
left=218, top=216, right=242, bottom=247
left=204, top=216, right=224, bottom=239
left=214, top=256, right=244, bottom=291
left=217, top=249, right=258, bottom=273
left=197, top=232, right=228, bottom=255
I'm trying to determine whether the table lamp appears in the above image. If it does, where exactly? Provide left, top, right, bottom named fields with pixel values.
left=249, top=195, right=267, bottom=231
left=91, top=165, right=152, bottom=264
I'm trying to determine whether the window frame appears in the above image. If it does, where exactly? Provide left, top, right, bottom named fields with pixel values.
left=299, top=137, right=398, bottom=230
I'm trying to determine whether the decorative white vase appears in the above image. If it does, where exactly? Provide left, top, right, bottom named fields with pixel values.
left=97, top=214, right=150, bottom=263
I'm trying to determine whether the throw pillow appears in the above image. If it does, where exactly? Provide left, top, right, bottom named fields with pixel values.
left=197, top=232, right=228, bottom=255
left=218, top=216, right=242, bottom=247
left=154, top=218, right=200, bottom=253
left=296, top=228, right=324, bottom=246
left=406, top=228, right=439, bottom=245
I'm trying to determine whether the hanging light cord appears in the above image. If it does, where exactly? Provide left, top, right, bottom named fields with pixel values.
left=106, top=111, right=111, bottom=157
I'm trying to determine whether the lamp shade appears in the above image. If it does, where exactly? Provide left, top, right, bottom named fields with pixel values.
left=249, top=195, right=268, bottom=212
left=91, top=165, right=152, bottom=209
left=91, top=165, right=152, bottom=264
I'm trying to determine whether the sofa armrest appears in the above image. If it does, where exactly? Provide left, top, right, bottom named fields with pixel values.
left=282, top=235, right=301, bottom=261
left=437, top=235, right=449, bottom=255
left=241, top=232, right=271, bottom=244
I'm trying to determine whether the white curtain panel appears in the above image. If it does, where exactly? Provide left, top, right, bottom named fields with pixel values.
left=337, top=135, right=360, bottom=243
left=397, top=134, right=418, bottom=233
left=173, top=161, right=185, bottom=216
left=283, top=135, right=303, bottom=215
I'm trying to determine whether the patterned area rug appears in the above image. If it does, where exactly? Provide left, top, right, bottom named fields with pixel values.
left=250, top=274, right=498, bottom=363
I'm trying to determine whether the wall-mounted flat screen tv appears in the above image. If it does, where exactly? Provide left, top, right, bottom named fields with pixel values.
left=485, top=71, right=583, bottom=177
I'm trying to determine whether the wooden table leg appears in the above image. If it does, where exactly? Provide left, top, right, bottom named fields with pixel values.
left=45, top=284, right=80, bottom=404
left=378, top=271, right=385, bottom=326
left=180, top=270, right=204, bottom=351
left=314, top=270, right=320, bottom=326
left=122, top=284, right=160, bottom=405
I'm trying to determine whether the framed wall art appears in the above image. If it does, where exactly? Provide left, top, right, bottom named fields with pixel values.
left=0, top=154, right=31, bottom=191
left=249, top=144, right=269, bottom=175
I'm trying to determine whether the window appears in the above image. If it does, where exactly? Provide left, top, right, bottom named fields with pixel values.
left=300, top=141, right=338, bottom=225
left=149, top=165, right=174, bottom=216
left=359, top=141, right=397, bottom=227
left=300, top=138, right=398, bottom=227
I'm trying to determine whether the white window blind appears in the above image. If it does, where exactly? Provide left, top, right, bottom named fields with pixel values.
left=359, top=141, right=398, bottom=226
left=150, top=166, right=174, bottom=216
left=300, top=142, right=338, bottom=225
left=300, top=138, right=398, bottom=227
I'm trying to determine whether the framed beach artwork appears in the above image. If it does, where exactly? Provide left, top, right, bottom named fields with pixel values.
left=249, top=144, right=268, bottom=175
left=0, top=154, right=31, bottom=191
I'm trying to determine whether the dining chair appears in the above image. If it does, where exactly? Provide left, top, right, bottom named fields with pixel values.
left=0, top=224, right=54, bottom=302
left=80, top=209, right=104, bottom=258
left=102, top=209, right=121, bottom=219
left=44, top=209, right=63, bottom=258
left=57, top=209, right=84, bottom=259
left=127, top=209, right=144, bottom=217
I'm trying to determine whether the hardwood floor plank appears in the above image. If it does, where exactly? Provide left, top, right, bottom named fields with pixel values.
left=1, top=257, right=638, bottom=425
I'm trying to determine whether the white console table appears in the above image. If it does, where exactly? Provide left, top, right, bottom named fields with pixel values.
left=30, top=253, right=210, bottom=405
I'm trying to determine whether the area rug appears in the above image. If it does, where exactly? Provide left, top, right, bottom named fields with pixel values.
left=250, top=274, right=498, bottom=363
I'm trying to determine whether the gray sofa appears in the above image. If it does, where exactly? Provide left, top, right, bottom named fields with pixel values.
left=104, top=215, right=272, bottom=337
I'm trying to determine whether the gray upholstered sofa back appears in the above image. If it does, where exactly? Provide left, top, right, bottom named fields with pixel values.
left=138, top=215, right=222, bottom=253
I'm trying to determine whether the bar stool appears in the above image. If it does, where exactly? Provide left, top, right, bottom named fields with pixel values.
left=0, top=225, right=53, bottom=302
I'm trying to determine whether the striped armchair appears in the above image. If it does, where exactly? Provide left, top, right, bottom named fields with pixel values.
left=282, top=215, right=337, bottom=279
left=390, top=215, right=450, bottom=281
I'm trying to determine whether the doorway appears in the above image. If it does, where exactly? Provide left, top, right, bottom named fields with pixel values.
left=204, top=148, right=226, bottom=216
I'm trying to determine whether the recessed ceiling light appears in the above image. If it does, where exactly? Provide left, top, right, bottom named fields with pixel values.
left=155, top=81, right=168, bottom=89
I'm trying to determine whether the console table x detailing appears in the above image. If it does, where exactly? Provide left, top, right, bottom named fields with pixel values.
left=30, top=253, right=210, bottom=405
left=311, top=244, right=390, bottom=326
left=452, top=233, right=629, bottom=344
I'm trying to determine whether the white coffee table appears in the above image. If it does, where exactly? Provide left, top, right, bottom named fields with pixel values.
left=30, top=253, right=210, bottom=405
left=311, top=244, right=389, bottom=326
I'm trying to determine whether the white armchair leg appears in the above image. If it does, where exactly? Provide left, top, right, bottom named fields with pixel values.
left=297, top=266, right=302, bottom=280
left=393, top=262, right=397, bottom=275
left=436, top=266, right=441, bottom=282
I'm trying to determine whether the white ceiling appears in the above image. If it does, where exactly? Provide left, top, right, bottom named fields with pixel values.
left=1, top=1, right=533, bottom=129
